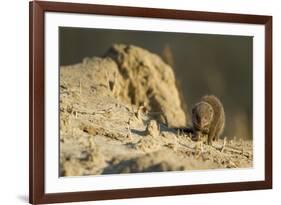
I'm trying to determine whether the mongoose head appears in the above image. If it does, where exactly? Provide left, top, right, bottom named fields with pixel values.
left=192, top=102, right=214, bottom=131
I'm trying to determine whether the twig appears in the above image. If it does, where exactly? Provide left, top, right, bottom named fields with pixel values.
left=177, top=129, right=180, bottom=138
left=127, top=119, right=132, bottom=139
left=221, top=137, right=227, bottom=152
left=195, top=141, right=204, bottom=159
left=79, top=79, right=82, bottom=96
left=213, top=144, right=251, bottom=158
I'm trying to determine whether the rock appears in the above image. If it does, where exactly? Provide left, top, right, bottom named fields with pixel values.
left=145, top=120, right=159, bottom=137
left=106, top=44, right=187, bottom=127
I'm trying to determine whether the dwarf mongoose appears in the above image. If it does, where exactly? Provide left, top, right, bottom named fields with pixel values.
left=192, top=95, right=225, bottom=145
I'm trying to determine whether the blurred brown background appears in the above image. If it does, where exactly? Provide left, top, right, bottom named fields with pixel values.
left=59, top=27, right=253, bottom=139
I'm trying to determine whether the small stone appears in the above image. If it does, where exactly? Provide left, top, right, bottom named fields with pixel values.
left=145, top=120, right=159, bottom=138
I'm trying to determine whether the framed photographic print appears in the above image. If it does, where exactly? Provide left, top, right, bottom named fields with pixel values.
left=29, top=1, right=272, bottom=204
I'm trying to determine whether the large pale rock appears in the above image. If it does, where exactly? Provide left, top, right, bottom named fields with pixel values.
left=106, top=44, right=187, bottom=127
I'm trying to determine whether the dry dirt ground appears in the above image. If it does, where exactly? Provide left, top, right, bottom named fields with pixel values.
left=59, top=44, right=253, bottom=176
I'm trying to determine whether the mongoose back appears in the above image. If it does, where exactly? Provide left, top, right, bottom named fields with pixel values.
left=192, top=95, right=225, bottom=145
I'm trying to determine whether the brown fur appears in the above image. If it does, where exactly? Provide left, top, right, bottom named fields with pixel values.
left=192, top=95, right=225, bottom=145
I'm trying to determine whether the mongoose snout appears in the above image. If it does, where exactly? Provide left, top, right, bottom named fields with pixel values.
left=192, top=102, right=214, bottom=130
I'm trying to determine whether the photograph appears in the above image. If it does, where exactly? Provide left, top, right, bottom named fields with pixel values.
left=59, top=27, right=253, bottom=177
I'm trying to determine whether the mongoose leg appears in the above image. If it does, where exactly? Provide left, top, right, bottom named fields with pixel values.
left=192, top=131, right=202, bottom=141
